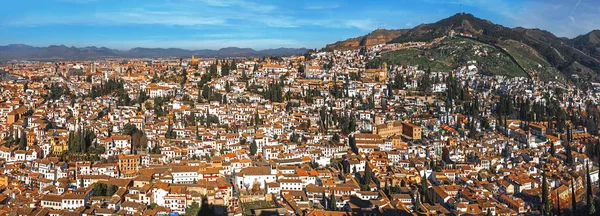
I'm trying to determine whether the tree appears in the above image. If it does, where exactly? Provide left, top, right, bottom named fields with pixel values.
left=185, top=201, right=201, bottom=216
left=542, top=171, right=551, bottom=215
left=589, top=199, right=596, bottom=216
left=414, top=192, right=421, bottom=212
left=364, top=162, right=371, bottom=186
left=587, top=161, right=592, bottom=205
left=181, top=68, right=188, bottom=86
left=92, top=183, right=118, bottom=196
left=122, top=124, right=139, bottom=136
left=330, top=190, right=337, bottom=211
left=420, top=172, right=430, bottom=204
left=250, top=140, right=257, bottom=155
left=573, top=178, right=578, bottom=214
left=556, top=190, right=561, bottom=216
left=151, top=144, right=161, bottom=154
left=225, top=81, right=231, bottom=93
left=137, top=89, right=147, bottom=104
left=198, top=198, right=212, bottom=215
left=19, top=131, right=27, bottom=150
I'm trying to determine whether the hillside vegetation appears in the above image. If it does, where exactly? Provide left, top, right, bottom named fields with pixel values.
left=380, top=37, right=526, bottom=77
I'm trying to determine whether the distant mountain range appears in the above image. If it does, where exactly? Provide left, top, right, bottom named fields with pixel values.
left=0, top=44, right=308, bottom=60
left=327, top=13, right=600, bottom=86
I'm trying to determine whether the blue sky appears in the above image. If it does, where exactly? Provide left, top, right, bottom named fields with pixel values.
left=0, top=0, right=598, bottom=50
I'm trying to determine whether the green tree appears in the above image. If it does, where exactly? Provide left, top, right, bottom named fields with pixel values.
left=330, top=190, right=337, bottom=211
left=364, top=162, right=371, bottom=186
left=586, top=161, right=592, bottom=205
left=556, top=190, right=561, bottom=216
left=250, top=140, right=257, bottom=155
left=542, top=171, right=550, bottom=215
left=414, top=193, right=421, bottom=212
left=138, top=89, right=147, bottom=104
left=225, top=81, right=231, bottom=93
left=185, top=201, right=201, bottom=216
left=122, top=123, right=139, bottom=136
left=573, top=178, right=578, bottom=214
left=198, top=198, right=212, bottom=216
left=420, top=172, right=430, bottom=204
left=19, top=131, right=27, bottom=150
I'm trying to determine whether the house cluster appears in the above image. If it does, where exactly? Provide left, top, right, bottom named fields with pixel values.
left=0, top=38, right=597, bottom=216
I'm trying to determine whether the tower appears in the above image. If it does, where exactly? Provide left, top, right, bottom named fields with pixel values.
left=90, top=62, right=96, bottom=73
left=304, top=60, right=310, bottom=74
left=380, top=62, right=388, bottom=81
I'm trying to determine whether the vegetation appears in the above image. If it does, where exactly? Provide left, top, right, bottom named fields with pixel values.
left=67, top=128, right=97, bottom=154
left=45, top=83, right=71, bottom=101
left=92, top=183, right=118, bottom=196
left=122, top=123, right=148, bottom=152
left=380, top=38, right=526, bottom=77
left=185, top=201, right=201, bottom=216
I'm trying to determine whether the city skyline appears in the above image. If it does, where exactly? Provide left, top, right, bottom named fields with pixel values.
left=1, top=0, right=598, bottom=50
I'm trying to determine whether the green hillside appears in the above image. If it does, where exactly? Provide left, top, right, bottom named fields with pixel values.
left=380, top=37, right=526, bottom=77
left=498, top=40, right=564, bottom=81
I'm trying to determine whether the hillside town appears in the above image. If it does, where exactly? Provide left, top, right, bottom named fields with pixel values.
left=0, top=38, right=599, bottom=216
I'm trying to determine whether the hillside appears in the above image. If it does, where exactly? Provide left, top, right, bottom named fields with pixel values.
left=380, top=37, right=527, bottom=77
left=324, top=29, right=408, bottom=51
left=383, top=13, right=600, bottom=86
left=570, top=30, right=600, bottom=59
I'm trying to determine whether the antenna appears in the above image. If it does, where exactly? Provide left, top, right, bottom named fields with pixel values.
left=460, top=4, right=463, bottom=14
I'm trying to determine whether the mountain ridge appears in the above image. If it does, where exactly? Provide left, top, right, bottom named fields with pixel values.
left=0, top=45, right=309, bottom=60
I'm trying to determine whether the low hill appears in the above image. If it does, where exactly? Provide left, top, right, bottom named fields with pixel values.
left=324, top=29, right=408, bottom=51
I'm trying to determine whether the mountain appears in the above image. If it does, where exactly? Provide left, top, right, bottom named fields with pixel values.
left=570, top=30, right=600, bottom=59
left=0, top=45, right=308, bottom=60
left=324, top=29, right=408, bottom=51
left=378, top=13, right=600, bottom=86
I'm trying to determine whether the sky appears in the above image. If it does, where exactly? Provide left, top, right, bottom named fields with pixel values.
left=0, top=0, right=598, bottom=50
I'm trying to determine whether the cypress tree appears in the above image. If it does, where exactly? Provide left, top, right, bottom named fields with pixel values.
left=573, top=178, right=578, bottom=214
left=421, top=172, right=429, bottom=204
left=557, top=190, right=561, bottom=216
left=414, top=192, right=421, bottom=212
left=542, top=171, right=550, bottom=215
left=330, top=190, right=337, bottom=211
left=364, top=162, right=371, bottom=186
left=586, top=161, right=592, bottom=205
left=250, top=140, right=257, bottom=155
